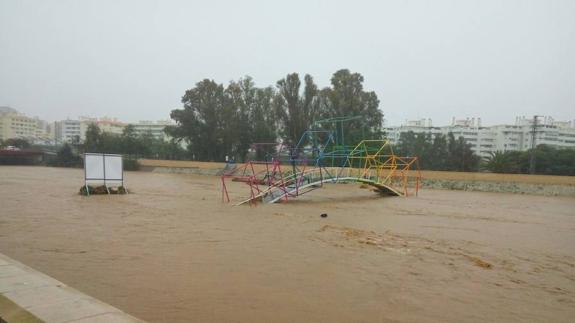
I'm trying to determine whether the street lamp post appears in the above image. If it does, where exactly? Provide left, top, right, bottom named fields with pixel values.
left=529, top=115, right=542, bottom=174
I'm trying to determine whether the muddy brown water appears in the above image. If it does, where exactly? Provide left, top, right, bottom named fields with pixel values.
left=0, top=166, right=574, bottom=322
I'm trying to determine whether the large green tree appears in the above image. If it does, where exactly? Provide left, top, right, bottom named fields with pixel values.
left=275, top=73, right=319, bottom=145
left=251, top=86, right=279, bottom=159
left=481, top=145, right=575, bottom=175
left=395, top=131, right=480, bottom=172
left=446, top=132, right=480, bottom=172
left=428, top=134, right=449, bottom=170
left=167, top=70, right=384, bottom=162
left=318, top=69, right=383, bottom=144
left=167, top=79, right=228, bottom=161
left=121, top=124, right=139, bottom=158
left=226, top=77, right=258, bottom=160
left=395, top=131, right=432, bottom=168
left=83, top=123, right=102, bottom=152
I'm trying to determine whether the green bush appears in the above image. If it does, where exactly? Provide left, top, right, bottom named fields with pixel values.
left=49, top=143, right=83, bottom=168
left=123, top=159, right=140, bottom=171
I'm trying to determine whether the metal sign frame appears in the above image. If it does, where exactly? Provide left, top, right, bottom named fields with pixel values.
left=84, top=153, right=124, bottom=194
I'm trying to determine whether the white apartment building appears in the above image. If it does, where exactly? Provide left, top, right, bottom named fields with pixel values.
left=384, top=116, right=575, bottom=158
left=56, top=117, right=172, bottom=142
left=2, top=108, right=176, bottom=146
left=54, top=119, right=81, bottom=143
left=79, top=116, right=126, bottom=141
left=129, top=120, right=173, bottom=140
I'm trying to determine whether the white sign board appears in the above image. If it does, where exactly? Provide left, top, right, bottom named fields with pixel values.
left=84, top=153, right=123, bottom=186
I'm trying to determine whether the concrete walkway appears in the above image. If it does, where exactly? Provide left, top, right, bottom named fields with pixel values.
left=0, top=253, right=143, bottom=323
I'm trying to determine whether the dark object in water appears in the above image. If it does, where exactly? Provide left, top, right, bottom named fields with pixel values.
left=79, top=185, right=128, bottom=196
left=320, top=213, right=328, bottom=218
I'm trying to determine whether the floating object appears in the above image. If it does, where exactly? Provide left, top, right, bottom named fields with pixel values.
left=320, top=213, right=328, bottom=218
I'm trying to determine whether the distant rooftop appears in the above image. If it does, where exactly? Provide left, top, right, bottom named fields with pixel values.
left=386, top=116, right=574, bottom=129
left=0, top=106, right=17, bottom=114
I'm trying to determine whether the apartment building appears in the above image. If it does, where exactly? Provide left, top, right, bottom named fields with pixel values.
left=384, top=116, right=575, bottom=158
left=129, top=120, right=173, bottom=140
left=54, top=117, right=173, bottom=143
left=0, top=106, right=52, bottom=144
left=79, top=116, right=126, bottom=141
left=54, top=119, right=81, bottom=143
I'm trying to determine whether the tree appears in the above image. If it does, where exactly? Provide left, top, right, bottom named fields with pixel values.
left=529, top=145, right=575, bottom=175
left=274, top=73, right=323, bottom=145
left=251, top=86, right=279, bottom=159
left=83, top=123, right=102, bottom=152
left=318, top=69, right=383, bottom=144
left=226, top=77, right=257, bottom=160
left=482, top=151, right=523, bottom=173
left=480, top=145, right=574, bottom=175
left=167, top=79, right=228, bottom=161
left=428, top=134, right=449, bottom=170
left=395, top=131, right=417, bottom=156
left=99, top=132, right=122, bottom=154
left=552, top=147, right=575, bottom=175
left=121, top=124, right=139, bottom=158
left=150, top=139, right=188, bottom=160
left=167, top=71, right=384, bottom=162
left=395, top=131, right=480, bottom=172
left=395, top=131, right=433, bottom=169
left=51, top=143, right=81, bottom=167
left=137, top=131, right=154, bottom=158
left=447, top=133, right=480, bottom=172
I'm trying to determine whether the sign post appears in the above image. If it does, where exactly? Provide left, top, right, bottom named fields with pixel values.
left=84, top=153, right=124, bottom=195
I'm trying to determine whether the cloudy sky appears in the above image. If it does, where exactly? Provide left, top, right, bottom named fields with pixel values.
left=1, top=0, right=573, bottom=126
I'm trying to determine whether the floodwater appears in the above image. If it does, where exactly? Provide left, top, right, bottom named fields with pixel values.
left=0, top=166, right=574, bottom=323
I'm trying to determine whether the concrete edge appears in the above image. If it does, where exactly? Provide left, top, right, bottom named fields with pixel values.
left=0, top=253, right=144, bottom=323
left=0, top=293, right=42, bottom=322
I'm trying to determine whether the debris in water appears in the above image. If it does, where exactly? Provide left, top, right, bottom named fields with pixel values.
left=79, top=185, right=128, bottom=196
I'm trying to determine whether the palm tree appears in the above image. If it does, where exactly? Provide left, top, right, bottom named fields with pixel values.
left=482, top=151, right=520, bottom=173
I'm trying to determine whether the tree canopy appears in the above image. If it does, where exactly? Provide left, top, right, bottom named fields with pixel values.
left=161, top=70, right=575, bottom=176
left=317, top=69, right=383, bottom=144
left=167, top=70, right=384, bottom=162
left=395, top=131, right=480, bottom=172
left=2, top=138, right=31, bottom=149
left=483, top=145, right=575, bottom=176
left=81, top=123, right=187, bottom=161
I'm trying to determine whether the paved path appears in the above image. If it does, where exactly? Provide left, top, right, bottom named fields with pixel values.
left=0, top=253, right=143, bottom=323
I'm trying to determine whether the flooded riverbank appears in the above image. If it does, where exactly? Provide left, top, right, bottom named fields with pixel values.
left=1, top=166, right=574, bottom=322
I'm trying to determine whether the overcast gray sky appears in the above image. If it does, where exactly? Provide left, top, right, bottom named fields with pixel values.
left=1, top=0, right=573, bottom=126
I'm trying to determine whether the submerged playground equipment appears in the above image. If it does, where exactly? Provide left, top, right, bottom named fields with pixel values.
left=221, top=117, right=421, bottom=205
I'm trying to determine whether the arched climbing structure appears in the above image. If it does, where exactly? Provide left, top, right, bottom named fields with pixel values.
left=222, top=138, right=421, bottom=205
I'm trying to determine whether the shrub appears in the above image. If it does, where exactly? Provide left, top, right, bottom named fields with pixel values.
left=49, top=144, right=82, bottom=167
left=123, top=159, right=140, bottom=171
